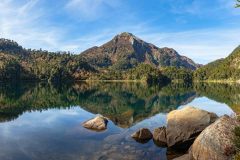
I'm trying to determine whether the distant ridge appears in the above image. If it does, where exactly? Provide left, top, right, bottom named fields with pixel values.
left=194, top=46, right=240, bottom=81
left=80, top=32, right=201, bottom=70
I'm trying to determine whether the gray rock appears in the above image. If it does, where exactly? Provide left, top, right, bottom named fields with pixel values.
left=189, top=115, right=240, bottom=160
left=166, top=106, right=218, bottom=148
left=82, top=115, right=108, bottom=131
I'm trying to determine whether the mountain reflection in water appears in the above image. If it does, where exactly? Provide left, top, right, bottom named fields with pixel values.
left=0, top=82, right=197, bottom=127
left=0, top=82, right=238, bottom=160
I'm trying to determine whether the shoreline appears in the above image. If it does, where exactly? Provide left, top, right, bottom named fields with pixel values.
left=193, top=80, right=240, bottom=84
left=1, top=79, right=240, bottom=84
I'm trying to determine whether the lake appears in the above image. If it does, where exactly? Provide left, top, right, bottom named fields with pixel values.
left=0, top=82, right=238, bottom=160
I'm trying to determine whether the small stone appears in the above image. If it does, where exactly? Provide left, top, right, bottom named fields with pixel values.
left=82, top=115, right=108, bottom=131
left=131, top=128, right=153, bottom=142
left=153, top=126, right=167, bottom=146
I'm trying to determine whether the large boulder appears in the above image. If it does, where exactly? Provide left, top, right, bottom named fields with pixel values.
left=131, top=128, right=153, bottom=143
left=153, top=126, right=167, bottom=146
left=82, top=115, right=108, bottom=131
left=173, top=154, right=190, bottom=160
left=166, top=106, right=218, bottom=148
left=189, top=115, right=240, bottom=160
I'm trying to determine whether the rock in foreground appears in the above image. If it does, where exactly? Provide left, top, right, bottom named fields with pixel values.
left=166, top=106, right=218, bottom=148
left=173, top=154, right=190, bottom=160
left=190, top=115, right=240, bottom=160
left=82, top=116, right=108, bottom=131
left=131, top=128, right=153, bottom=143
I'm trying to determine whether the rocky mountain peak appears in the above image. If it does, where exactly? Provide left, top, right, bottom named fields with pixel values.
left=113, top=32, right=143, bottom=46
left=80, top=32, right=201, bottom=70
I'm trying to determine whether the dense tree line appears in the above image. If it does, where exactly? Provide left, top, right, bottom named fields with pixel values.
left=0, top=39, right=96, bottom=82
left=0, top=38, right=200, bottom=84
left=88, top=64, right=172, bottom=85
left=4, top=37, right=240, bottom=84
left=161, top=67, right=193, bottom=83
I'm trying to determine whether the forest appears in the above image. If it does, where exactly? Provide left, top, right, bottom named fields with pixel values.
left=0, top=38, right=194, bottom=84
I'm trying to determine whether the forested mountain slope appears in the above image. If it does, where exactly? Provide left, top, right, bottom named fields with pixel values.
left=0, top=33, right=200, bottom=83
left=194, top=46, right=240, bottom=81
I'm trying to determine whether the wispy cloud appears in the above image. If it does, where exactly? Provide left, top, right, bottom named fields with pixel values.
left=169, top=0, right=203, bottom=15
left=169, top=0, right=240, bottom=18
left=0, top=0, right=64, bottom=51
left=65, top=0, right=120, bottom=20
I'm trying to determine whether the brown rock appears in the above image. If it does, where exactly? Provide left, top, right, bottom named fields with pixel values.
left=190, top=115, right=240, bottom=160
left=166, top=106, right=218, bottom=148
left=131, top=128, right=153, bottom=142
left=166, top=148, right=188, bottom=160
left=153, top=126, right=167, bottom=146
left=82, top=115, right=108, bottom=131
left=173, top=154, right=190, bottom=160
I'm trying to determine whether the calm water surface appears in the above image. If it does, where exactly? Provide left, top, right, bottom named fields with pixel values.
left=0, top=82, right=237, bottom=160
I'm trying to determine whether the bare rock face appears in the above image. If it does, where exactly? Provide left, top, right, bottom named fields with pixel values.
left=131, top=128, right=153, bottom=142
left=82, top=116, right=108, bottom=131
left=190, top=115, right=240, bottom=160
left=166, top=106, right=218, bottom=148
left=153, top=126, right=167, bottom=146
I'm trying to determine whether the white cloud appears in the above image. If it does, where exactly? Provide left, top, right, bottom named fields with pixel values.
left=0, top=0, right=64, bottom=51
left=65, top=0, right=120, bottom=20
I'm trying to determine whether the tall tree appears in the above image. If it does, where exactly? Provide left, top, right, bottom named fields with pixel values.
left=236, top=0, right=240, bottom=8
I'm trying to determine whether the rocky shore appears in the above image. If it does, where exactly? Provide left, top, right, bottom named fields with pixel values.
left=82, top=107, right=240, bottom=159
left=132, top=107, right=239, bottom=160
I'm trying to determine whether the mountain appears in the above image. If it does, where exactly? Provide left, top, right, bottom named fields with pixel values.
left=194, top=46, right=240, bottom=81
left=0, top=34, right=200, bottom=83
left=80, top=32, right=200, bottom=70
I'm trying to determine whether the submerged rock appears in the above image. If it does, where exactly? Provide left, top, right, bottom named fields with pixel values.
left=153, top=126, right=167, bottom=146
left=189, top=115, right=240, bottom=160
left=166, top=106, right=218, bottom=148
left=82, top=115, right=108, bottom=131
left=131, top=128, right=153, bottom=143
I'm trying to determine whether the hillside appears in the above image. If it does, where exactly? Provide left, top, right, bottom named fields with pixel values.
left=80, top=32, right=200, bottom=70
left=0, top=39, right=96, bottom=82
left=0, top=34, right=200, bottom=83
left=194, top=46, right=240, bottom=81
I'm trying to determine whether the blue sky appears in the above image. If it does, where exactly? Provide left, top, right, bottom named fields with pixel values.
left=0, top=0, right=240, bottom=64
